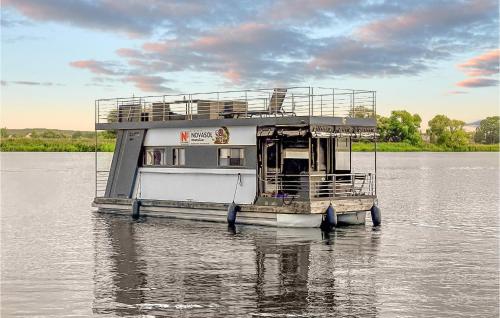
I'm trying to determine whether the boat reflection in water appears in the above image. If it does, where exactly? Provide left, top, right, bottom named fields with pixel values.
left=92, top=213, right=381, bottom=317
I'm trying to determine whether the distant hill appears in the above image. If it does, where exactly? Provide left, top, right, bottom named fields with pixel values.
left=466, top=120, right=481, bottom=127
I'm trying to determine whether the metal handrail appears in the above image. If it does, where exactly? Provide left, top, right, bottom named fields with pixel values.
left=262, top=172, right=375, bottom=199
left=96, top=170, right=109, bottom=197
left=96, top=86, right=376, bottom=124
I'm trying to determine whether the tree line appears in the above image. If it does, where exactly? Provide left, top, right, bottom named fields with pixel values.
left=376, top=111, right=499, bottom=148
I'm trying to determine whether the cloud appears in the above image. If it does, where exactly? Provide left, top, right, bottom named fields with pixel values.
left=1, top=80, right=63, bottom=86
left=1, top=0, right=262, bottom=37
left=356, top=0, right=497, bottom=43
left=124, top=75, right=172, bottom=92
left=13, top=0, right=492, bottom=92
left=448, top=90, right=468, bottom=95
left=455, top=49, right=499, bottom=89
left=69, top=59, right=172, bottom=93
left=456, top=78, right=498, bottom=87
left=308, top=38, right=439, bottom=76
left=69, top=60, right=122, bottom=76
left=458, top=49, right=499, bottom=76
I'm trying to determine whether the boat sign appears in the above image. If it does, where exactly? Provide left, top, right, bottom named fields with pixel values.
left=180, top=127, right=230, bottom=145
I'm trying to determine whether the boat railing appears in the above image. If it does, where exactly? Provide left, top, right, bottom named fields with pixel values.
left=262, top=172, right=375, bottom=199
left=96, top=170, right=109, bottom=197
left=95, top=87, right=376, bottom=124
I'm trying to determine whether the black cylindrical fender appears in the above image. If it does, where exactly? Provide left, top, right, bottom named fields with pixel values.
left=227, top=202, right=240, bottom=225
left=132, top=199, right=141, bottom=219
left=370, top=205, right=382, bottom=226
left=320, top=204, right=337, bottom=231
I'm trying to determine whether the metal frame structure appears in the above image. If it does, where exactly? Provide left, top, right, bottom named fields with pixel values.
left=95, top=87, right=376, bottom=124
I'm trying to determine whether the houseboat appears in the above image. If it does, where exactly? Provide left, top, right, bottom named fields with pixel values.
left=92, top=87, right=381, bottom=228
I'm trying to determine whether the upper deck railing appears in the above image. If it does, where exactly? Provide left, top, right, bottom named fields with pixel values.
left=95, top=86, right=376, bottom=124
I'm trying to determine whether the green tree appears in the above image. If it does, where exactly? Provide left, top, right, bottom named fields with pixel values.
left=41, top=130, right=65, bottom=138
left=474, top=116, right=499, bottom=144
left=383, top=110, right=422, bottom=145
left=349, top=106, right=374, bottom=118
left=376, top=115, right=390, bottom=141
left=99, top=130, right=117, bottom=139
left=1, top=127, right=7, bottom=139
left=107, top=109, right=118, bottom=123
left=428, top=115, right=468, bottom=148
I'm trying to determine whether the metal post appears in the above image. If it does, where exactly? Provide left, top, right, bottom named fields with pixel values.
left=374, top=91, right=377, bottom=196
left=116, top=99, right=119, bottom=122
left=94, top=99, right=98, bottom=198
left=320, top=95, right=323, bottom=116
left=245, top=90, right=248, bottom=118
left=332, top=88, right=335, bottom=117
left=311, top=87, right=314, bottom=116
left=333, top=175, right=336, bottom=197
left=352, top=90, right=355, bottom=117
left=217, top=92, right=220, bottom=118
left=308, top=87, right=311, bottom=117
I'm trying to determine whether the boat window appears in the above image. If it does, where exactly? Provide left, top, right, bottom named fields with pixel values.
left=218, top=148, right=244, bottom=166
left=173, top=148, right=185, bottom=166
left=144, top=148, right=165, bottom=166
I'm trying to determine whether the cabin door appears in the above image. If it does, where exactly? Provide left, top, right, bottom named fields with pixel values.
left=258, top=138, right=279, bottom=195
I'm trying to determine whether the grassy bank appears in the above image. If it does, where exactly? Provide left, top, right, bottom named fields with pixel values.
left=352, top=141, right=499, bottom=152
left=0, top=138, right=115, bottom=152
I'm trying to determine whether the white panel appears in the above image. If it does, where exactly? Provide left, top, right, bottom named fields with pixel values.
left=144, top=126, right=256, bottom=146
left=135, top=167, right=256, bottom=204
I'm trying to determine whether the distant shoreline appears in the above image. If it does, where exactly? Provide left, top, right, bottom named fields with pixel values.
left=0, top=138, right=498, bottom=152
left=352, top=142, right=499, bottom=152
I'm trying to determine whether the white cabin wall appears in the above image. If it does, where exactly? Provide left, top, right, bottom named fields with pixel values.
left=136, top=126, right=258, bottom=204
left=135, top=168, right=256, bottom=204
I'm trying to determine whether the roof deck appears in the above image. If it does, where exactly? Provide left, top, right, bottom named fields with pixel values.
left=95, top=86, right=376, bottom=129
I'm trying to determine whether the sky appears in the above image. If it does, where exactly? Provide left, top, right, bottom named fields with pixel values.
left=1, top=0, right=499, bottom=131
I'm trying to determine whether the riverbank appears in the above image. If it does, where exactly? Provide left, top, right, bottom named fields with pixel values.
left=0, top=138, right=115, bottom=152
left=1, top=138, right=498, bottom=152
left=352, top=141, right=499, bottom=152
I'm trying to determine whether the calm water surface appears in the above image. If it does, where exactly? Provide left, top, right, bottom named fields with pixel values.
left=1, top=152, right=498, bottom=317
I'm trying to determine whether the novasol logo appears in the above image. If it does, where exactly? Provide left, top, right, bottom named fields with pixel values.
left=191, top=131, right=213, bottom=139
left=179, top=127, right=229, bottom=145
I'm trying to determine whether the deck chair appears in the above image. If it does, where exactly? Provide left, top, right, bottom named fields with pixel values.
left=353, top=174, right=367, bottom=195
left=118, top=104, right=141, bottom=122
left=268, top=88, right=287, bottom=115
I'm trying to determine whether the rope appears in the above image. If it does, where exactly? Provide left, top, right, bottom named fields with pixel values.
left=232, top=173, right=242, bottom=203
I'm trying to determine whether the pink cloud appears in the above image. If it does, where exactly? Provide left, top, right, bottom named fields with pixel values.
left=458, top=49, right=499, bottom=76
left=223, top=69, right=242, bottom=83
left=142, top=42, right=172, bottom=53
left=69, top=60, right=119, bottom=75
left=125, top=75, right=169, bottom=92
left=456, top=77, right=498, bottom=87
left=116, top=48, right=143, bottom=58
left=356, top=0, right=495, bottom=43
left=191, top=23, right=269, bottom=49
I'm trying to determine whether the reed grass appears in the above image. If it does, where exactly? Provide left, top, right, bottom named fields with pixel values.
left=352, top=141, right=499, bottom=152
left=1, top=138, right=498, bottom=152
left=0, top=138, right=115, bottom=152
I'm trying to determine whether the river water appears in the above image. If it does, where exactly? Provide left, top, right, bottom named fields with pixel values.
left=1, top=152, right=498, bottom=317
